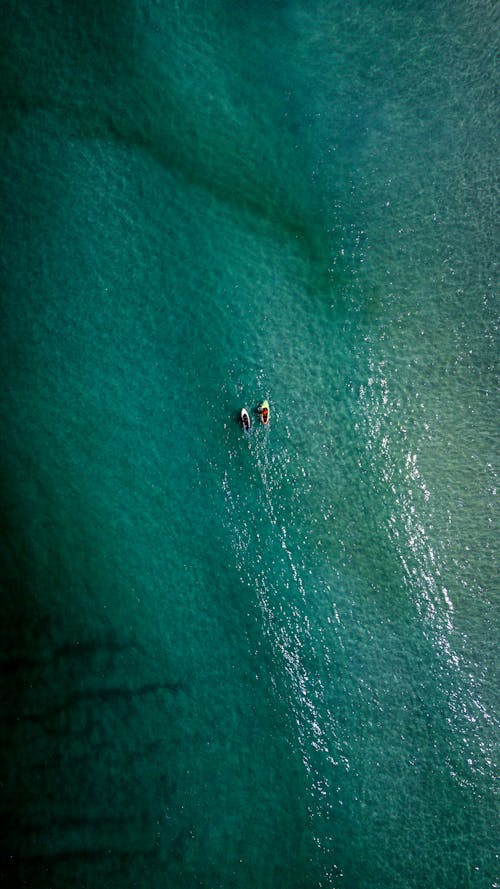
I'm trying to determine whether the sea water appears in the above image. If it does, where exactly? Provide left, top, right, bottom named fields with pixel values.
left=0, top=1, right=498, bottom=887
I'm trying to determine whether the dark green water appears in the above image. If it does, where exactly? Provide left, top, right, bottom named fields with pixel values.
left=0, top=2, right=498, bottom=887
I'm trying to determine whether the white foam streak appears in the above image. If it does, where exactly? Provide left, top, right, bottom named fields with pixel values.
left=222, top=430, right=343, bottom=882
left=359, top=353, right=497, bottom=787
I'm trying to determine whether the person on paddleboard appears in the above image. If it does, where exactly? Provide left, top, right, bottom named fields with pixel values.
left=258, top=400, right=269, bottom=425
left=240, top=408, right=251, bottom=431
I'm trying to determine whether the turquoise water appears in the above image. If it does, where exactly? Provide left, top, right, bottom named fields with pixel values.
left=0, top=1, right=498, bottom=886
